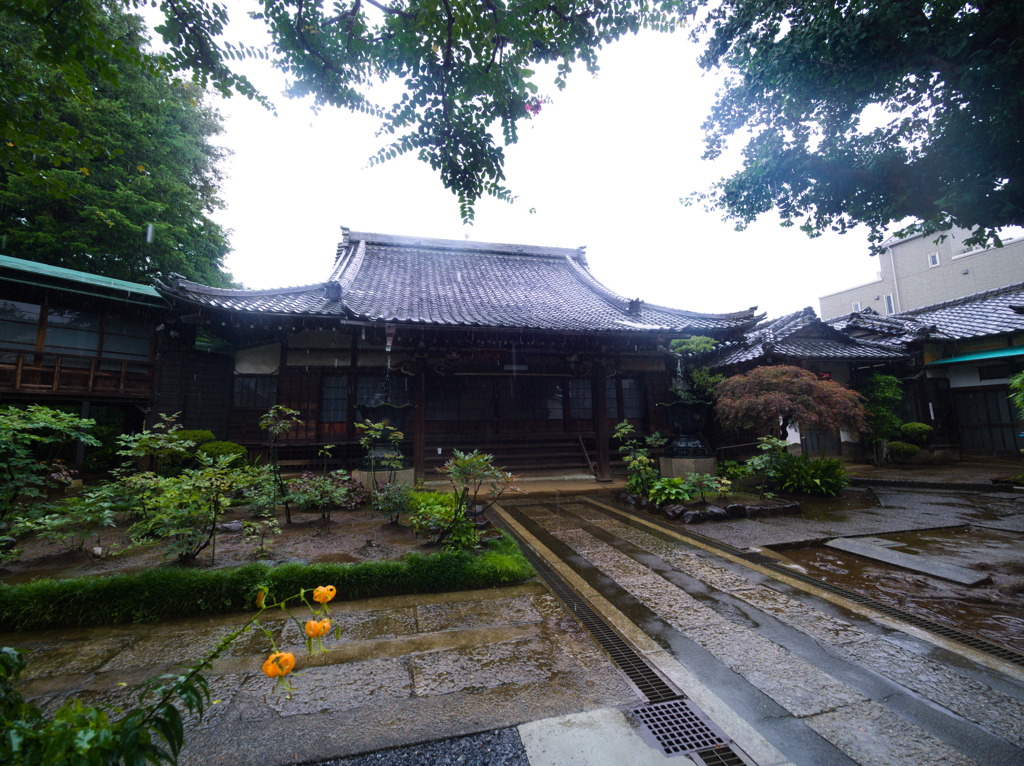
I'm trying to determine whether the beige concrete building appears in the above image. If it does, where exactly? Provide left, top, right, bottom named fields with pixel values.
left=819, top=228, right=1024, bottom=319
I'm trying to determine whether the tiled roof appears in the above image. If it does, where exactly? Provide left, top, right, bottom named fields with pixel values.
left=829, top=282, right=1024, bottom=342
left=157, top=230, right=762, bottom=335
left=714, top=307, right=906, bottom=368
left=895, top=282, right=1024, bottom=339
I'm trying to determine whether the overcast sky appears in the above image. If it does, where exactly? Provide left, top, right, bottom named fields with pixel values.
left=182, top=20, right=884, bottom=320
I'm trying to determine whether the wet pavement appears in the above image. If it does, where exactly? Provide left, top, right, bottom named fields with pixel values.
left=496, top=492, right=1024, bottom=765
left=1, top=584, right=636, bottom=765
left=3, top=467, right=1024, bottom=765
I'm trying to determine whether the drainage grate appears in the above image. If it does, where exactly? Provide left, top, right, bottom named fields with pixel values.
left=494, top=507, right=754, bottom=766
left=515, top=538, right=682, bottom=703
left=693, top=745, right=755, bottom=766
left=632, top=698, right=728, bottom=755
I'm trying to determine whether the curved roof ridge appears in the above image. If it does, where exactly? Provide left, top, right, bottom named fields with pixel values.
left=347, top=230, right=582, bottom=260
left=330, top=239, right=367, bottom=294
left=564, top=257, right=760, bottom=321
left=157, top=273, right=325, bottom=298
left=563, top=256, right=633, bottom=313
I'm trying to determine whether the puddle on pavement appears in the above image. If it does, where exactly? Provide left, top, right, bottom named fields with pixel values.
left=794, top=489, right=880, bottom=522
left=775, top=526, right=1024, bottom=652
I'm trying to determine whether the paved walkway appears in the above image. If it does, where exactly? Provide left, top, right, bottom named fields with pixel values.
left=497, top=493, right=1024, bottom=765
left=4, top=462, right=1024, bottom=765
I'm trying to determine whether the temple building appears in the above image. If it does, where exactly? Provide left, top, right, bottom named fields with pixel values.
left=154, top=229, right=762, bottom=479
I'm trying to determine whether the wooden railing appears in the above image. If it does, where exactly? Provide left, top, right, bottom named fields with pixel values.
left=0, top=351, right=154, bottom=398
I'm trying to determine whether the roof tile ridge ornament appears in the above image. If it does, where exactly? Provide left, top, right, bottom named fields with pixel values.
left=329, top=238, right=367, bottom=295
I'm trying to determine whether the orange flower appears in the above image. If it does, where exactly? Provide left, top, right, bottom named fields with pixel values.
left=312, top=585, right=336, bottom=604
left=262, top=651, right=295, bottom=678
left=305, top=618, right=331, bottom=638
left=255, top=589, right=267, bottom=609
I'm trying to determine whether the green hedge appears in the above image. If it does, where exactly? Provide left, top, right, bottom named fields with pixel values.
left=0, top=536, right=534, bottom=632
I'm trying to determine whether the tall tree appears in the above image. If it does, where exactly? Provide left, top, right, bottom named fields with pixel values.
left=0, top=3, right=233, bottom=285
left=693, top=0, right=1024, bottom=251
left=4, top=1, right=1021, bottom=243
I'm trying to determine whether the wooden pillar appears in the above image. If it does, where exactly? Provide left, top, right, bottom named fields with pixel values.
left=593, top=365, right=612, bottom=480
left=413, top=362, right=427, bottom=482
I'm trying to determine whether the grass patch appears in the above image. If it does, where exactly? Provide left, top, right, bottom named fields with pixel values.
left=0, top=534, right=534, bottom=632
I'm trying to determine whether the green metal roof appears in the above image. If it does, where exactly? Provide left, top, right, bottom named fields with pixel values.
left=0, top=254, right=163, bottom=303
left=927, top=346, right=1024, bottom=365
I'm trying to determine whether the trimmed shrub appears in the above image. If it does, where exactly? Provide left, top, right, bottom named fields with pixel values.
left=887, top=441, right=920, bottom=462
left=173, top=430, right=216, bottom=447
left=899, top=422, right=933, bottom=445
left=197, top=440, right=248, bottom=464
left=0, top=535, right=533, bottom=632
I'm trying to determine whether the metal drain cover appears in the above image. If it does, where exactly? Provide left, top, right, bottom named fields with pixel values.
left=632, top=698, right=729, bottom=756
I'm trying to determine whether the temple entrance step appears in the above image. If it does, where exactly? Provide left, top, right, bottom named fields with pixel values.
left=425, top=434, right=600, bottom=475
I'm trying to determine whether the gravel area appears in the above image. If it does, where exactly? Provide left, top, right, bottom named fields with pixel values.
left=309, top=727, right=529, bottom=766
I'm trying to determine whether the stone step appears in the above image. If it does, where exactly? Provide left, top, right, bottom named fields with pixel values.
left=825, top=537, right=992, bottom=586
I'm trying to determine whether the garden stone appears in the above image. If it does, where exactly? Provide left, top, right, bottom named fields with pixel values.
left=663, top=504, right=685, bottom=520
left=705, top=506, right=728, bottom=521
left=779, top=501, right=802, bottom=515
left=745, top=506, right=762, bottom=518
left=725, top=504, right=747, bottom=519
left=218, top=520, right=244, bottom=533
left=0, top=536, right=16, bottom=551
left=682, top=510, right=706, bottom=524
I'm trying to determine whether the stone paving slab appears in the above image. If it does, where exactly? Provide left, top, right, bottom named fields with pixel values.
left=730, top=588, right=869, bottom=646
left=682, top=626, right=867, bottom=718
left=415, top=595, right=543, bottom=633
left=804, top=700, right=976, bottom=766
left=839, top=638, right=1024, bottom=748
left=826, top=537, right=991, bottom=585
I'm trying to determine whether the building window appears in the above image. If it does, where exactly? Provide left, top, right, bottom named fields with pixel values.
left=883, top=294, right=895, bottom=315
left=233, top=375, right=278, bottom=407
left=927, top=252, right=940, bottom=268
left=0, top=301, right=42, bottom=361
left=978, top=364, right=1014, bottom=381
left=320, top=374, right=349, bottom=422
left=851, top=301, right=861, bottom=312
left=567, top=378, right=593, bottom=420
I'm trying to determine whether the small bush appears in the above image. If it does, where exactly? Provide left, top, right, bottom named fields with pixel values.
left=0, top=535, right=534, bottom=632
left=772, top=453, right=848, bottom=496
left=899, top=422, right=933, bottom=445
left=374, top=482, right=411, bottom=524
left=648, top=477, right=695, bottom=505
left=409, top=490, right=457, bottom=511
left=173, top=430, right=215, bottom=447
left=887, top=441, right=920, bottom=462
left=716, top=460, right=751, bottom=481
left=197, top=440, right=247, bottom=464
